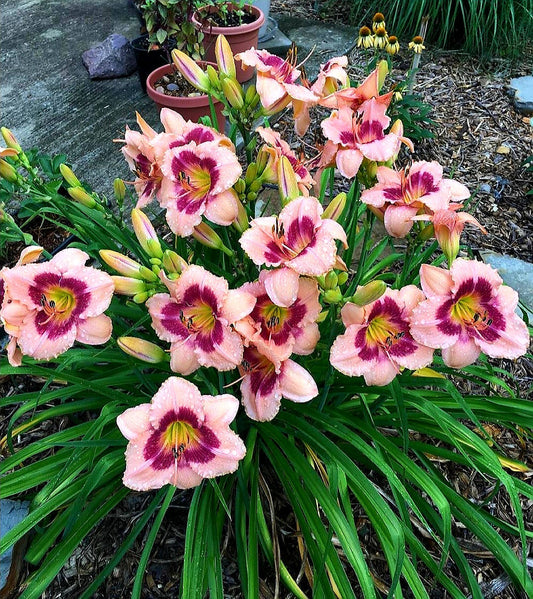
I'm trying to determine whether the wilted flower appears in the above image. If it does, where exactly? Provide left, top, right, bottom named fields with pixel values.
left=409, top=36, right=426, bottom=53
left=117, top=377, right=246, bottom=490
left=386, top=35, right=400, bottom=55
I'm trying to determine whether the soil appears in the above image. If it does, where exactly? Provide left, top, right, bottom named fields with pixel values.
left=153, top=69, right=204, bottom=97
left=196, top=4, right=259, bottom=28
left=1, top=4, right=533, bottom=599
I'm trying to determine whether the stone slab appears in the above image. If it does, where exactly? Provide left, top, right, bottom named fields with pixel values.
left=481, top=251, right=533, bottom=315
left=0, top=499, right=30, bottom=590
left=82, top=33, right=137, bottom=79
left=509, top=75, right=533, bottom=115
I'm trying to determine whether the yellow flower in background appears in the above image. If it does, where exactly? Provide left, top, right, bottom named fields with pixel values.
left=373, top=26, right=388, bottom=50
left=357, top=26, right=374, bottom=49
left=372, top=12, right=386, bottom=33
left=409, top=35, right=426, bottom=53
left=386, top=35, right=400, bottom=55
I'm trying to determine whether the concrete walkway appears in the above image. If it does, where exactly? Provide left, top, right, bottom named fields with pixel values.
left=0, top=1, right=354, bottom=199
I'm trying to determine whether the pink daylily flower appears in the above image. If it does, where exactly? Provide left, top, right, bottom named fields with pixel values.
left=410, top=259, right=530, bottom=368
left=117, top=376, right=246, bottom=490
left=319, top=64, right=393, bottom=111
left=235, top=270, right=321, bottom=364
left=361, top=161, right=470, bottom=238
left=256, top=126, right=315, bottom=195
left=330, top=286, right=434, bottom=386
left=151, top=108, right=234, bottom=164
left=238, top=346, right=318, bottom=421
left=119, top=112, right=162, bottom=208
left=235, top=48, right=320, bottom=136
left=146, top=265, right=256, bottom=375
left=1, top=248, right=114, bottom=364
left=239, top=196, right=348, bottom=278
left=159, top=140, right=242, bottom=236
left=311, top=56, right=349, bottom=97
left=321, top=100, right=406, bottom=179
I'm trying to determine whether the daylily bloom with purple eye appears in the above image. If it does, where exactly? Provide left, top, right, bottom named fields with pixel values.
left=330, top=286, right=434, bottom=386
left=235, top=270, right=321, bottom=365
left=159, top=140, right=242, bottom=237
left=118, top=112, right=162, bottom=209
left=151, top=108, right=234, bottom=165
left=361, top=161, right=470, bottom=238
left=146, top=265, right=256, bottom=375
left=238, top=346, right=318, bottom=421
left=410, top=260, right=530, bottom=369
left=1, top=248, right=114, bottom=364
left=256, top=126, right=315, bottom=195
left=117, top=376, right=246, bottom=491
left=239, top=196, right=348, bottom=279
left=321, top=100, right=406, bottom=179
left=235, top=48, right=320, bottom=136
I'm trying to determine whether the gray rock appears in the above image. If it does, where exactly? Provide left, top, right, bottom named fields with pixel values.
left=82, top=34, right=137, bottom=79
left=509, top=76, right=533, bottom=115
left=481, top=251, right=533, bottom=315
left=0, top=499, right=30, bottom=590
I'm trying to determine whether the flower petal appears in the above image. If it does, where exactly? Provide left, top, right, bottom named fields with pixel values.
left=75, top=314, right=112, bottom=345
left=117, top=404, right=151, bottom=441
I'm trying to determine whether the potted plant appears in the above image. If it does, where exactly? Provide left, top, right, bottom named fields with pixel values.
left=146, top=58, right=225, bottom=130
left=192, top=1, right=264, bottom=82
left=130, top=0, right=204, bottom=92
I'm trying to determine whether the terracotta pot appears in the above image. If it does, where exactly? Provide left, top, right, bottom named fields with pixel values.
left=193, top=4, right=264, bottom=83
left=146, top=63, right=226, bottom=131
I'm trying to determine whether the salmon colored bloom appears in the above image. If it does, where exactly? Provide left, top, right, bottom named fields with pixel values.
left=119, top=112, right=162, bottom=208
left=321, top=100, right=406, bottom=179
left=256, top=126, right=314, bottom=195
left=239, top=196, right=347, bottom=277
left=330, top=286, right=434, bottom=385
left=410, top=260, right=530, bottom=368
left=235, top=271, right=321, bottom=364
left=235, top=48, right=320, bottom=136
left=117, top=376, right=246, bottom=491
left=146, top=265, right=255, bottom=375
left=159, top=140, right=241, bottom=236
left=361, top=161, right=470, bottom=237
left=1, top=248, right=114, bottom=364
left=239, top=346, right=318, bottom=421
left=413, top=202, right=486, bottom=263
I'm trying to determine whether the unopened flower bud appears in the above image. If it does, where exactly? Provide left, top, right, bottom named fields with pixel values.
left=215, top=34, right=236, bottom=78
left=172, top=49, right=210, bottom=93
left=244, top=83, right=258, bottom=106
left=316, top=310, right=328, bottom=323
left=413, top=367, right=446, bottom=379
left=322, top=192, right=346, bottom=221
left=132, top=291, right=150, bottom=304
left=111, top=276, right=147, bottom=295
left=1, top=127, right=21, bottom=152
left=162, top=249, right=188, bottom=274
left=67, top=186, right=97, bottom=209
left=220, top=76, right=244, bottom=109
left=118, top=336, right=168, bottom=363
left=278, top=155, right=299, bottom=205
left=324, top=271, right=338, bottom=289
left=192, top=222, right=234, bottom=256
left=99, top=250, right=157, bottom=281
left=113, top=178, right=126, bottom=202
left=131, top=208, right=163, bottom=259
left=60, top=163, right=81, bottom=187
left=350, top=280, right=387, bottom=306
left=337, top=272, right=349, bottom=286
left=206, top=65, right=221, bottom=90
left=0, top=159, right=18, bottom=183
left=323, top=288, right=343, bottom=304
left=233, top=198, right=249, bottom=233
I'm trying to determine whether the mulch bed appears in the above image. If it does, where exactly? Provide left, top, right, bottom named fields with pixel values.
left=1, top=7, right=533, bottom=599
